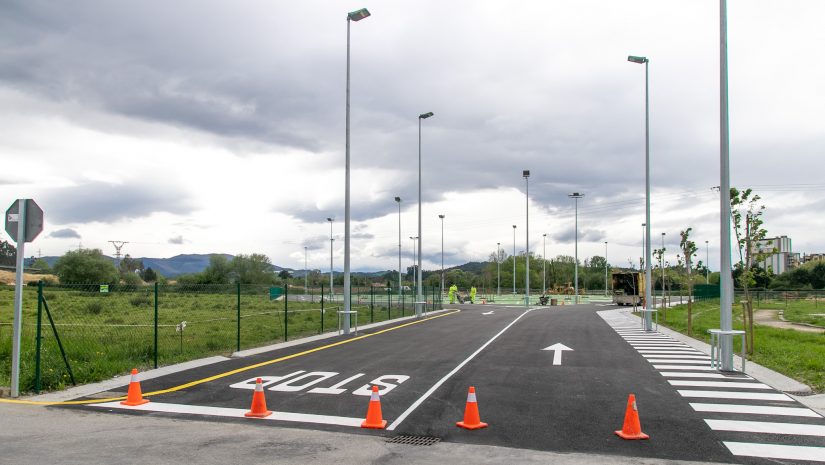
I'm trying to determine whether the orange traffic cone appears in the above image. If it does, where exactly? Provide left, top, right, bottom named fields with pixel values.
left=456, top=386, right=488, bottom=430
left=614, top=394, right=649, bottom=440
left=361, top=385, right=387, bottom=429
left=120, top=368, right=150, bottom=406
left=244, top=377, right=273, bottom=418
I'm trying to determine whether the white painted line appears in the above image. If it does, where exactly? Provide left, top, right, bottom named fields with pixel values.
left=645, top=359, right=710, bottom=364
left=629, top=342, right=687, bottom=346
left=91, top=401, right=364, bottom=427
left=677, top=390, right=794, bottom=401
left=669, top=380, right=770, bottom=389
left=643, top=354, right=710, bottom=359
left=386, top=309, right=533, bottom=431
left=708, top=419, right=825, bottom=436
left=639, top=350, right=704, bottom=354
left=692, top=403, right=821, bottom=417
left=660, top=372, right=733, bottom=379
left=724, top=442, right=825, bottom=462
left=653, top=365, right=716, bottom=371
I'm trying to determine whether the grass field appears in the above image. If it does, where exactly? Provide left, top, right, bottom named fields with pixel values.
left=656, top=298, right=825, bottom=393
left=0, top=284, right=440, bottom=393
left=751, top=293, right=825, bottom=327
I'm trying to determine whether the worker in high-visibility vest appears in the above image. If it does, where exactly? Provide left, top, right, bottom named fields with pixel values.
left=469, top=286, right=477, bottom=304
left=448, top=284, right=458, bottom=304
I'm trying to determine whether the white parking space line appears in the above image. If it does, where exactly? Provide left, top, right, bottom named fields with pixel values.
left=386, top=308, right=533, bottom=431
left=668, top=380, right=770, bottom=389
left=643, top=354, right=710, bottom=359
left=91, top=401, right=364, bottom=427
left=677, top=390, right=794, bottom=401
left=690, top=403, right=822, bottom=417
left=707, top=419, right=825, bottom=436
left=660, top=372, right=744, bottom=379
left=653, top=365, right=716, bottom=370
left=723, top=442, right=825, bottom=462
left=639, top=350, right=704, bottom=354
left=643, top=359, right=710, bottom=364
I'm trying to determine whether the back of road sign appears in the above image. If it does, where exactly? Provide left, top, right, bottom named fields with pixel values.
left=5, top=199, right=44, bottom=243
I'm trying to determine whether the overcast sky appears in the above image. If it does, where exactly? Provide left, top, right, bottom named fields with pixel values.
left=2, top=0, right=824, bottom=273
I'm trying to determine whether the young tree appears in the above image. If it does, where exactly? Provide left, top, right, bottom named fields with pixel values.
left=0, top=240, right=16, bottom=266
left=54, top=248, right=119, bottom=284
left=730, top=187, right=772, bottom=354
left=143, top=267, right=158, bottom=282
left=679, top=228, right=698, bottom=336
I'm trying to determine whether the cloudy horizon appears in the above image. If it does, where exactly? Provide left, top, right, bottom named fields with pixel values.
left=2, top=0, right=824, bottom=273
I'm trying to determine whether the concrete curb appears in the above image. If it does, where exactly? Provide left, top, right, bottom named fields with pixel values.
left=25, top=309, right=452, bottom=402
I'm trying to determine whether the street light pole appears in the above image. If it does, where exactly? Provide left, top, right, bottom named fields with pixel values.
left=512, top=225, right=517, bottom=294
left=568, top=193, right=584, bottom=304
left=543, top=233, right=547, bottom=296
left=628, top=54, right=653, bottom=331
left=706, top=240, right=710, bottom=284
left=327, top=217, right=334, bottom=300
left=304, top=246, right=308, bottom=296
left=719, top=0, right=734, bottom=370
left=524, top=170, right=530, bottom=307
left=661, top=232, right=666, bottom=307
left=497, top=242, right=501, bottom=296
left=395, top=197, right=402, bottom=299
left=439, top=214, right=445, bottom=294
left=343, top=7, right=370, bottom=335
left=417, top=111, right=434, bottom=319
left=605, top=241, right=609, bottom=296
left=410, top=236, right=418, bottom=292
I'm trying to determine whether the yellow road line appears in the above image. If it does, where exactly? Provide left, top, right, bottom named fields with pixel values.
left=0, top=310, right=460, bottom=406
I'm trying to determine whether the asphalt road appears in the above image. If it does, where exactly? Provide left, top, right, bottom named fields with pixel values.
left=43, top=303, right=825, bottom=464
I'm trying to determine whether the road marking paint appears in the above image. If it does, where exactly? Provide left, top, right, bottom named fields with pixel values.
left=677, top=390, right=793, bottom=401
left=669, top=380, right=770, bottom=389
left=690, top=403, right=821, bottom=417
left=638, top=349, right=704, bottom=353
left=660, top=372, right=737, bottom=379
left=652, top=365, right=715, bottom=371
left=708, top=419, right=825, bottom=436
left=386, top=308, right=533, bottom=431
left=723, top=442, right=825, bottom=462
left=91, top=401, right=363, bottom=427
left=0, top=309, right=461, bottom=406
left=631, top=344, right=692, bottom=348
left=645, top=359, right=710, bottom=364
left=643, top=354, right=710, bottom=359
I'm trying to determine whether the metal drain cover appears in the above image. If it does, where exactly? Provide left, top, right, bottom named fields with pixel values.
left=386, top=435, right=441, bottom=446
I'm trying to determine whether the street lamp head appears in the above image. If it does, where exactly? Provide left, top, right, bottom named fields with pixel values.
left=438, top=214, right=445, bottom=219
left=326, top=217, right=333, bottom=222
left=513, top=225, right=516, bottom=229
left=347, top=8, right=371, bottom=21
left=523, top=170, right=530, bottom=178
left=627, top=55, right=648, bottom=64
left=543, top=233, right=547, bottom=238
left=568, top=192, right=584, bottom=199
left=394, top=196, right=401, bottom=203
left=419, top=112, right=434, bottom=119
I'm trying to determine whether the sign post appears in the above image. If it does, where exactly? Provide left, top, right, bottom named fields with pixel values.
left=5, top=199, right=44, bottom=397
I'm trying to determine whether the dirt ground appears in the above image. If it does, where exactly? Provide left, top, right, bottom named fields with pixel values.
left=0, top=270, right=57, bottom=286
left=754, top=309, right=825, bottom=334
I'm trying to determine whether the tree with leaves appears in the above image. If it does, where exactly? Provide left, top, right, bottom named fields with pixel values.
left=54, top=248, right=119, bottom=284
left=679, top=228, right=699, bottom=336
left=0, top=240, right=16, bottom=266
left=730, top=187, right=772, bottom=354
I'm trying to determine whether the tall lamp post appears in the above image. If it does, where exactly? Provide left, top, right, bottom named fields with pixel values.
left=327, top=217, right=334, bottom=300
left=438, top=214, right=445, bottom=294
left=523, top=170, right=530, bottom=306
left=410, top=236, right=418, bottom=293
left=705, top=240, right=710, bottom=284
left=661, top=232, right=666, bottom=307
left=542, top=233, right=547, bottom=295
left=568, top=193, right=584, bottom=304
left=417, top=111, right=434, bottom=318
left=604, top=241, right=609, bottom=296
left=512, top=225, right=517, bottom=294
left=628, top=54, right=653, bottom=331
left=496, top=242, right=501, bottom=296
left=395, top=197, right=402, bottom=298
left=304, top=246, right=308, bottom=296
left=343, top=7, right=370, bottom=335
left=718, top=0, right=734, bottom=370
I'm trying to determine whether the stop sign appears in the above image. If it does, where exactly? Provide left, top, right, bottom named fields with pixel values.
left=5, top=199, right=44, bottom=243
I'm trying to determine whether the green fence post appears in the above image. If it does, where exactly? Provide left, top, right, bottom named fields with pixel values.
left=236, top=282, right=241, bottom=352
left=35, top=281, right=43, bottom=394
left=320, top=283, right=325, bottom=334
left=387, top=287, right=391, bottom=320
left=154, top=281, right=159, bottom=369
left=370, top=286, right=374, bottom=323
left=284, top=284, right=289, bottom=342
left=401, top=288, right=405, bottom=316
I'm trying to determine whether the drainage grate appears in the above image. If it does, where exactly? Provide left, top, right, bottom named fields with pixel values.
left=386, top=435, right=441, bottom=446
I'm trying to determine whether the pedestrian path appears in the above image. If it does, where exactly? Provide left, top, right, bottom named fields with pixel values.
left=599, top=310, right=825, bottom=463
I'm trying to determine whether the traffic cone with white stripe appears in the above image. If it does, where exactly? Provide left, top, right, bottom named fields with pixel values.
left=244, top=377, right=272, bottom=418
left=120, top=368, right=150, bottom=406
left=361, top=385, right=387, bottom=429
left=614, top=393, right=649, bottom=440
left=456, top=386, right=488, bottom=430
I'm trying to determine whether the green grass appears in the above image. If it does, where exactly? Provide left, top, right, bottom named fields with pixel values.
left=0, top=285, right=439, bottom=393
left=752, top=294, right=825, bottom=327
left=656, top=298, right=825, bottom=393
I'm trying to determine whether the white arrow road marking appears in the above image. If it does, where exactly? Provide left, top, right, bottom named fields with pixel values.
left=482, top=311, right=494, bottom=315
left=542, top=343, right=573, bottom=365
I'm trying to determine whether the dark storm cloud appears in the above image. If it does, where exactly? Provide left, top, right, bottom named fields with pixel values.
left=40, top=182, right=193, bottom=224
left=47, top=228, right=81, bottom=239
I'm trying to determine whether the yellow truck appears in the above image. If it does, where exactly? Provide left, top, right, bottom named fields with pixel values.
left=612, top=272, right=646, bottom=306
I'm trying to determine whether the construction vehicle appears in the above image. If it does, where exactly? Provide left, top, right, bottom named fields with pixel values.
left=612, top=272, right=645, bottom=306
